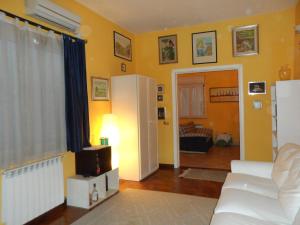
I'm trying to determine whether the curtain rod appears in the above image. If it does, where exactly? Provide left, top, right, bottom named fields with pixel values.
left=0, top=9, right=87, bottom=44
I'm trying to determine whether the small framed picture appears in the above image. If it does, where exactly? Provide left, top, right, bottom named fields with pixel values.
left=114, top=31, right=132, bottom=61
left=121, top=63, right=126, bottom=72
left=157, top=84, right=165, bottom=94
left=158, top=35, right=178, bottom=64
left=157, top=95, right=163, bottom=101
left=158, top=107, right=166, bottom=120
left=233, top=24, right=259, bottom=57
left=248, top=81, right=266, bottom=95
left=92, top=77, right=110, bottom=101
left=192, top=30, right=217, bottom=64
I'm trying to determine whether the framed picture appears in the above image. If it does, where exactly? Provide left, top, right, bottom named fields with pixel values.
left=248, top=81, right=266, bottom=95
left=210, top=87, right=239, bottom=103
left=157, top=95, right=163, bottom=101
left=114, top=31, right=132, bottom=61
left=121, top=63, right=126, bottom=72
left=92, top=77, right=110, bottom=101
left=192, top=31, right=217, bottom=64
left=157, top=84, right=165, bottom=94
left=233, top=24, right=259, bottom=57
left=158, top=107, right=166, bottom=120
left=158, top=35, right=178, bottom=64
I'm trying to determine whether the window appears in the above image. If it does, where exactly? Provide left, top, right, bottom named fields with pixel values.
left=0, top=17, right=66, bottom=168
left=178, top=76, right=205, bottom=118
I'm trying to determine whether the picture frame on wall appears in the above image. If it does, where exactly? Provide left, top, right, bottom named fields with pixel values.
left=248, top=81, right=266, bottom=95
left=158, top=107, right=166, bottom=120
left=232, top=24, right=259, bottom=57
left=158, top=35, right=178, bottom=64
left=92, top=77, right=110, bottom=101
left=121, top=63, right=126, bottom=72
left=157, top=95, right=163, bottom=101
left=157, top=84, right=165, bottom=94
left=192, top=30, right=217, bottom=64
left=114, top=31, right=132, bottom=61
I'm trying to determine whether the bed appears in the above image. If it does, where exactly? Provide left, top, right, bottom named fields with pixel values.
left=179, top=122, right=213, bottom=153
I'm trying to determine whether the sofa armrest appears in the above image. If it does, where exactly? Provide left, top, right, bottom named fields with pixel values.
left=231, top=160, right=274, bottom=179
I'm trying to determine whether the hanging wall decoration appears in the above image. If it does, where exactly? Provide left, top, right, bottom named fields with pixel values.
left=158, top=35, right=178, bottom=64
left=114, top=31, right=132, bottom=61
left=232, top=24, right=259, bottom=57
left=248, top=81, right=266, bottom=95
left=210, top=87, right=239, bottom=103
left=192, top=30, right=217, bottom=64
left=92, top=77, right=110, bottom=101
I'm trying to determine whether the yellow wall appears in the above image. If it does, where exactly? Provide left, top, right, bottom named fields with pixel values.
left=0, top=0, right=135, bottom=223
left=0, top=1, right=297, bottom=223
left=295, top=1, right=300, bottom=79
left=136, top=8, right=295, bottom=164
left=179, top=70, right=240, bottom=145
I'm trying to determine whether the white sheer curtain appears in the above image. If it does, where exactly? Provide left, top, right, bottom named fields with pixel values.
left=178, top=87, right=190, bottom=118
left=190, top=84, right=204, bottom=117
left=178, top=83, right=205, bottom=118
left=0, top=15, right=66, bottom=169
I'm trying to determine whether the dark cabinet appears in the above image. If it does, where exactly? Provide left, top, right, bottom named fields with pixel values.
left=75, top=146, right=112, bottom=177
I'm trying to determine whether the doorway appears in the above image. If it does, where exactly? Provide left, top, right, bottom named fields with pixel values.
left=171, top=65, right=245, bottom=169
left=177, top=70, right=239, bottom=170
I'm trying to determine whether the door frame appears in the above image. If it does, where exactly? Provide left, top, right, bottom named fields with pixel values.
left=171, top=64, right=245, bottom=168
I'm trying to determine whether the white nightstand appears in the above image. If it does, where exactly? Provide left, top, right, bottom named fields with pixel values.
left=67, top=168, right=119, bottom=209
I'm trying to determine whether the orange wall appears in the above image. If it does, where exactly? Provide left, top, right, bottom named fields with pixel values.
left=179, top=70, right=239, bottom=145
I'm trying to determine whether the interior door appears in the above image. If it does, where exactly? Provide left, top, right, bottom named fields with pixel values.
left=147, top=78, right=158, bottom=173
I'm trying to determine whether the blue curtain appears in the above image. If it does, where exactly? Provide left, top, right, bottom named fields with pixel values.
left=63, top=35, right=91, bottom=152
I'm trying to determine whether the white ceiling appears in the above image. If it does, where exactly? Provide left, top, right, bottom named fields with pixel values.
left=75, top=0, right=297, bottom=34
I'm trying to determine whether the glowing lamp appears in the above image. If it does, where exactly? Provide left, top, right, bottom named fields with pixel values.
left=101, top=114, right=119, bottom=169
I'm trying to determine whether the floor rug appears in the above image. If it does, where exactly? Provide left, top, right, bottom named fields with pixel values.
left=179, top=168, right=228, bottom=182
left=72, top=189, right=217, bottom=225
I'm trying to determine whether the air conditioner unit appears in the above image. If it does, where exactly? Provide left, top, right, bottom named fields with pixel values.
left=25, top=0, right=81, bottom=33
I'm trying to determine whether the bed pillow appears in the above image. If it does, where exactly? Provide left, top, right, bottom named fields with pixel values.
left=179, top=122, right=195, bottom=136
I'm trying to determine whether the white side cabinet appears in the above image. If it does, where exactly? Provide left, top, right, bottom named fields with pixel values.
left=67, top=168, right=119, bottom=209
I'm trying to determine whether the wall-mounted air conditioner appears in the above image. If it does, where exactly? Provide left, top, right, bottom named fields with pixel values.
left=25, top=0, right=81, bottom=33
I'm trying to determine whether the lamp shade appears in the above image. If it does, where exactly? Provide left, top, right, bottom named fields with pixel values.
left=101, top=114, right=119, bottom=146
left=101, top=114, right=120, bottom=169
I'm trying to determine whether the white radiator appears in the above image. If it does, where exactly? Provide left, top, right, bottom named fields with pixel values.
left=2, top=156, right=64, bottom=225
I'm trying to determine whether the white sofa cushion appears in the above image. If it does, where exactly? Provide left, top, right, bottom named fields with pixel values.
left=214, top=189, right=290, bottom=224
left=210, top=213, right=283, bottom=225
left=272, top=143, right=300, bottom=188
left=223, top=173, right=278, bottom=198
left=293, top=208, right=300, bottom=225
left=231, top=160, right=273, bottom=178
left=279, top=158, right=300, bottom=222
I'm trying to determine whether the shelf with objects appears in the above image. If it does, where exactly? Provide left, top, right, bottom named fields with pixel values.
left=67, top=145, right=119, bottom=209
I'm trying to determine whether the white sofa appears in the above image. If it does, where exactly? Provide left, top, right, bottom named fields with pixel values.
left=211, top=143, right=300, bottom=225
